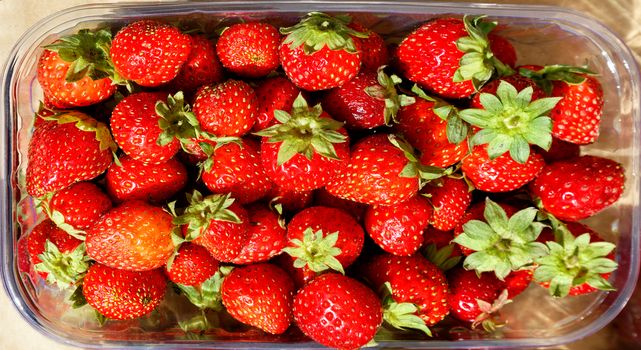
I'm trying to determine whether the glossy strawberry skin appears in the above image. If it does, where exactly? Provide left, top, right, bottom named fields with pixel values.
left=423, top=227, right=462, bottom=257
left=447, top=268, right=506, bottom=322
left=461, top=145, right=545, bottom=193
left=82, top=263, right=167, bottom=320
left=293, top=273, right=382, bottom=349
left=313, top=187, right=367, bottom=222
left=86, top=201, right=175, bottom=271
left=454, top=201, right=518, bottom=256
left=350, top=22, right=389, bottom=71
left=192, top=202, right=251, bottom=262
left=106, top=155, right=188, bottom=204
left=110, top=20, right=191, bottom=87
left=232, top=204, right=287, bottom=265
left=504, top=269, right=533, bottom=298
left=216, top=22, right=281, bottom=78
left=111, top=92, right=180, bottom=165
left=253, top=76, right=301, bottom=131
left=537, top=137, right=581, bottom=163
left=488, top=33, right=517, bottom=68
left=222, top=263, right=295, bottom=334
left=27, top=220, right=83, bottom=279
left=422, top=177, right=472, bottom=231
left=37, top=50, right=116, bottom=108
left=267, top=184, right=314, bottom=213
left=365, top=196, right=433, bottom=256
left=550, top=75, right=603, bottom=144
left=193, top=80, right=258, bottom=137
left=396, top=99, right=468, bottom=168
left=49, top=182, right=112, bottom=230
left=169, top=34, right=224, bottom=93
left=322, top=71, right=387, bottom=129
left=530, top=155, right=625, bottom=221
left=166, top=243, right=219, bottom=286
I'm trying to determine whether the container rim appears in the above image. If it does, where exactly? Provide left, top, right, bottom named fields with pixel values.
left=1, top=1, right=640, bottom=349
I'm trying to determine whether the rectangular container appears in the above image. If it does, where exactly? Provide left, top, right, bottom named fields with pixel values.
left=1, top=1, right=640, bottom=349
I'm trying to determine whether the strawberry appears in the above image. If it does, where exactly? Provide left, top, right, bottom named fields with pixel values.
left=173, top=265, right=231, bottom=312
left=283, top=206, right=364, bottom=276
left=349, top=22, right=389, bottom=71
left=453, top=200, right=518, bottom=256
left=45, top=182, right=112, bottom=233
left=396, top=16, right=515, bottom=99
left=447, top=268, right=506, bottom=323
left=530, top=155, right=625, bottom=221
left=166, top=242, right=219, bottom=286
left=105, top=155, right=188, bottom=203
left=268, top=184, right=314, bottom=213
left=231, top=204, right=287, bottom=265
left=279, top=12, right=367, bottom=91
left=216, top=22, right=281, bottom=78
left=422, top=227, right=462, bottom=271
left=256, top=94, right=350, bottom=192
left=193, top=79, right=258, bottom=136
left=504, top=269, right=533, bottom=298
left=253, top=76, right=301, bottom=131
left=26, top=111, right=115, bottom=197
left=221, top=263, right=295, bottom=334
left=110, top=20, right=191, bottom=87
left=470, top=74, right=546, bottom=109
left=461, top=145, right=545, bottom=193
left=170, top=34, right=224, bottom=93
left=365, top=196, right=433, bottom=256
left=82, top=263, right=167, bottom=320
left=421, top=177, right=471, bottom=231
left=322, top=67, right=414, bottom=129
left=86, top=200, right=175, bottom=271
left=17, top=236, right=32, bottom=275
left=537, top=137, right=581, bottom=163
left=313, top=187, right=367, bottom=222
left=37, top=29, right=116, bottom=108
left=293, top=273, right=382, bottom=349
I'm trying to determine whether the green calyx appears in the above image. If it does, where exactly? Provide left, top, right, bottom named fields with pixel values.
left=459, top=80, right=561, bottom=164
left=176, top=266, right=234, bottom=311
left=472, top=289, right=512, bottom=332
left=196, top=136, right=243, bottom=174
left=172, top=191, right=241, bottom=243
left=387, top=134, right=450, bottom=186
left=282, top=227, right=345, bottom=274
left=519, top=64, right=595, bottom=95
left=254, top=93, right=347, bottom=166
left=412, top=84, right=468, bottom=145
left=453, top=198, right=548, bottom=280
left=365, top=66, right=415, bottom=125
left=39, top=194, right=86, bottom=241
left=422, top=243, right=461, bottom=271
left=280, top=12, right=368, bottom=54
left=35, top=241, right=90, bottom=290
left=453, top=16, right=515, bottom=90
left=381, top=282, right=432, bottom=337
left=44, top=111, right=118, bottom=153
left=156, top=92, right=204, bottom=149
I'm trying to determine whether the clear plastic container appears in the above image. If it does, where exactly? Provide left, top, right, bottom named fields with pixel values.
left=1, top=1, right=640, bottom=348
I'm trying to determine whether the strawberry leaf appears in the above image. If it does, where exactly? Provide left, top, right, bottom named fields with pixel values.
left=280, top=12, right=368, bottom=54
left=35, top=241, right=90, bottom=290
left=381, top=282, right=432, bottom=337
left=282, top=228, right=345, bottom=274
left=173, top=191, right=241, bottom=242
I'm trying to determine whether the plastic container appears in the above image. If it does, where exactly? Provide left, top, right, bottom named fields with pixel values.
left=1, top=1, right=640, bottom=348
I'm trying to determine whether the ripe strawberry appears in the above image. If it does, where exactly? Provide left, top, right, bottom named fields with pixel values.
left=365, top=196, right=433, bottom=256
left=105, top=155, right=188, bottom=203
left=504, top=269, right=533, bottom=298
left=293, top=273, right=382, bottom=349
left=313, top=187, right=367, bottom=222
left=530, top=155, right=625, bottom=221
left=222, top=263, right=295, bottom=334
left=166, top=242, right=219, bottom=286
left=26, top=111, right=115, bottom=197
left=193, top=79, right=258, bottom=136
left=421, top=177, right=471, bottom=231
left=396, top=16, right=515, bottom=99
left=461, top=145, right=545, bottom=193
left=322, top=68, right=414, bottom=129
left=216, top=22, right=280, bottom=77
left=453, top=200, right=517, bottom=256
left=82, top=263, right=167, bottom=320
left=231, top=204, right=287, bottom=265
left=46, top=182, right=112, bottom=232
left=422, top=227, right=462, bottom=271
left=447, top=268, right=506, bottom=323
left=256, top=94, right=350, bottom=192
left=470, top=75, right=546, bottom=109
left=279, top=12, right=367, bottom=91
left=17, top=236, right=32, bottom=275
left=267, top=184, right=314, bottom=213
left=253, top=76, right=301, bottom=131
left=37, top=29, right=116, bottom=108
left=170, top=34, right=224, bottom=93
left=86, top=200, right=175, bottom=271
left=283, top=206, right=364, bottom=276
left=537, top=137, right=581, bottom=163
left=349, top=21, right=389, bottom=71
left=110, top=20, right=191, bottom=87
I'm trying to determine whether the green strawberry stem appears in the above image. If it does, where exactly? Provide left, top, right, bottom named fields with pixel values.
left=458, top=80, right=561, bottom=164
left=196, top=136, right=243, bottom=174
left=156, top=92, right=205, bottom=150
left=411, top=84, right=469, bottom=145
left=381, top=282, right=432, bottom=336
left=38, top=193, right=86, bottom=241
left=387, top=134, right=450, bottom=187
left=472, top=289, right=511, bottom=332
left=35, top=241, right=90, bottom=290
left=171, top=191, right=241, bottom=243
left=422, top=243, right=461, bottom=271
left=282, top=227, right=345, bottom=274
left=280, top=12, right=368, bottom=54
left=519, top=64, right=596, bottom=95
left=364, top=66, right=415, bottom=125
left=176, top=266, right=233, bottom=311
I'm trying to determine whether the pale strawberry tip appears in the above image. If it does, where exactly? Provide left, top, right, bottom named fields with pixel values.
left=280, top=12, right=369, bottom=54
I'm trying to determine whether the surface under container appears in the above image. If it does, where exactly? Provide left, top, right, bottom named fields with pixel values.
left=1, top=1, right=640, bottom=349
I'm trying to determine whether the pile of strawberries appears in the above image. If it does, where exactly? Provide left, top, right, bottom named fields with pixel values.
left=19, top=11, right=625, bottom=349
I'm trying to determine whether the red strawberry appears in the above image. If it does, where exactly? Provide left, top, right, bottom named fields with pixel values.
left=365, top=196, right=433, bottom=256
left=422, top=227, right=462, bottom=271
left=268, top=184, right=314, bottom=213
left=193, top=79, right=258, bottom=136
left=537, top=137, right=581, bottom=163
left=105, top=155, right=188, bottom=203
left=279, top=12, right=367, bottom=91
left=166, top=243, right=219, bottom=286
left=37, top=29, right=116, bottom=108
left=461, top=145, right=545, bottom=193
left=453, top=201, right=517, bottom=256
left=470, top=75, right=546, bottom=109
left=313, top=187, right=367, bottom=222
left=86, top=201, right=175, bottom=271
left=82, top=263, right=167, bottom=320
left=284, top=206, right=364, bottom=276
left=170, top=34, right=224, bottom=93
left=421, top=177, right=471, bottom=231
left=17, top=236, right=32, bottom=275
left=530, top=155, right=625, bottom=221
left=256, top=94, right=350, bottom=192
left=253, top=76, right=301, bottom=131
left=232, top=204, right=287, bottom=265
left=46, top=182, right=112, bottom=232
left=222, top=263, right=295, bottom=334
left=293, top=273, right=382, bottom=349
left=110, top=20, right=191, bottom=87
left=488, top=33, right=517, bottom=68
left=26, top=111, right=115, bottom=197
left=423, top=227, right=460, bottom=255
left=350, top=22, right=389, bottom=71
left=216, top=22, right=280, bottom=78
left=504, top=269, right=533, bottom=298
left=396, top=16, right=515, bottom=99
left=447, top=268, right=506, bottom=323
